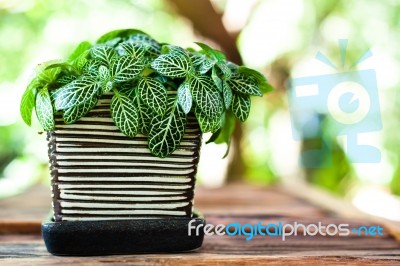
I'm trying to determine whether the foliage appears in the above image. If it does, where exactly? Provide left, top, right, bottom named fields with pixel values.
left=20, top=29, right=272, bottom=158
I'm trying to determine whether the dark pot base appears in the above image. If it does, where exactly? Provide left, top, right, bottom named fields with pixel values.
left=42, top=213, right=205, bottom=256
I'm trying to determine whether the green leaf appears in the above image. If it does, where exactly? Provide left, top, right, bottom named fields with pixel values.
left=97, top=29, right=147, bottom=44
left=237, top=66, right=273, bottom=93
left=205, top=128, right=221, bottom=144
left=151, top=52, right=192, bottom=78
left=222, top=80, right=233, bottom=109
left=207, top=111, right=236, bottom=158
left=68, top=41, right=92, bottom=62
left=63, top=96, right=98, bottom=124
left=148, top=98, right=187, bottom=158
left=189, top=75, right=223, bottom=118
left=44, top=63, right=79, bottom=77
left=213, top=111, right=235, bottom=144
left=35, top=88, right=54, bottom=131
left=195, top=106, right=222, bottom=133
left=110, top=92, right=139, bottom=138
left=116, top=42, right=146, bottom=58
left=37, top=66, right=62, bottom=85
left=133, top=93, right=153, bottom=135
left=72, top=50, right=89, bottom=71
left=112, top=55, right=144, bottom=82
left=90, top=46, right=116, bottom=65
left=195, top=42, right=226, bottom=62
left=20, top=83, right=37, bottom=126
left=211, top=66, right=223, bottom=91
left=53, top=76, right=101, bottom=110
left=137, top=77, right=167, bottom=115
left=34, top=60, right=63, bottom=80
left=231, top=93, right=251, bottom=122
left=227, top=73, right=262, bottom=96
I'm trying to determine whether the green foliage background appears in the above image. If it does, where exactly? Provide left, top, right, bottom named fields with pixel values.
left=0, top=0, right=399, bottom=209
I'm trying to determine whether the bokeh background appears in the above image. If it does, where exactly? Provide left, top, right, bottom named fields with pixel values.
left=0, top=0, right=399, bottom=221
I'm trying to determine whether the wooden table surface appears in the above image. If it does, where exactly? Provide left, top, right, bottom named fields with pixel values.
left=0, top=183, right=399, bottom=265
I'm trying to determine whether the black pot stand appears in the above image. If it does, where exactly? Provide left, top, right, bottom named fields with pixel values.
left=42, top=213, right=205, bottom=255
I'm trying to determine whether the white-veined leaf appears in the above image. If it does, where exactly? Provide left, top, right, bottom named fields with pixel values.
left=112, top=55, right=144, bottom=82
left=133, top=93, right=153, bottom=135
left=189, top=75, right=223, bottom=118
left=116, top=42, right=146, bottom=59
left=237, top=66, right=273, bottom=93
left=118, top=82, right=137, bottom=98
left=90, top=46, right=116, bottom=65
left=190, top=53, right=216, bottom=74
left=222, top=80, right=233, bottom=109
left=231, top=93, right=251, bottom=122
left=148, top=98, right=187, bottom=158
left=83, top=60, right=102, bottom=76
left=119, top=84, right=152, bottom=135
left=98, top=65, right=110, bottom=81
left=53, top=76, right=101, bottom=110
left=97, top=29, right=147, bottom=44
left=105, top=37, right=122, bottom=47
left=137, top=77, right=167, bottom=115
left=63, top=96, right=98, bottom=124
left=151, top=52, right=192, bottom=78
left=177, top=81, right=192, bottom=114
left=153, top=74, right=168, bottom=84
left=102, top=81, right=114, bottom=93
left=161, top=45, right=187, bottom=56
left=217, top=62, right=232, bottom=79
left=129, top=34, right=161, bottom=56
left=57, top=75, right=77, bottom=85
left=194, top=105, right=222, bottom=133
left=35, top=88, right=54, bottom=131
left=227, top=73, right=262, bottom=96
left=110, top=93, right=139, bottom=137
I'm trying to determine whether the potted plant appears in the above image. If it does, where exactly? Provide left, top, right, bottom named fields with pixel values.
left=20, top=29, right=272, bottom=255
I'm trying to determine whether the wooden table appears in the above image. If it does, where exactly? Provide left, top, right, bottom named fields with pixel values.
left=1, top=183, right=399, bottom=265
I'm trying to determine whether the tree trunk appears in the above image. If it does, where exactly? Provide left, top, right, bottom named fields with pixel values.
left=166, top=0, right=245, bottom=182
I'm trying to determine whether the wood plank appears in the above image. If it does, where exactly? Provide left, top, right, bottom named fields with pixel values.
left=0, top=183, right=399, bottom=265
left=282, top=180, right=400, bottom=241
left=0, top=184, right=328, bottom=233
left=0, top=227, right=399, bottom=265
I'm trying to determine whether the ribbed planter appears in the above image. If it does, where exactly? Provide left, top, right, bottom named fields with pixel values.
left=42, top=95, right=205, bottom=255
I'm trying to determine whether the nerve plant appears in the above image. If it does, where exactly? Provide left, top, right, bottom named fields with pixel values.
left=20, top=29, right=272, bottom=158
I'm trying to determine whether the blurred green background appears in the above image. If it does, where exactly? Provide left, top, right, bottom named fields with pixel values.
left=0, top=0, right=399, bottom=221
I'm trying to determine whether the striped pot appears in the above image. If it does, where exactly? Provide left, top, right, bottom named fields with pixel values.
left=47, top=95, right=202, bottom=222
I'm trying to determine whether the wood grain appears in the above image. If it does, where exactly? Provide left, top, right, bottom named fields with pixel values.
left=0, top=184, right=399, bottom=265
